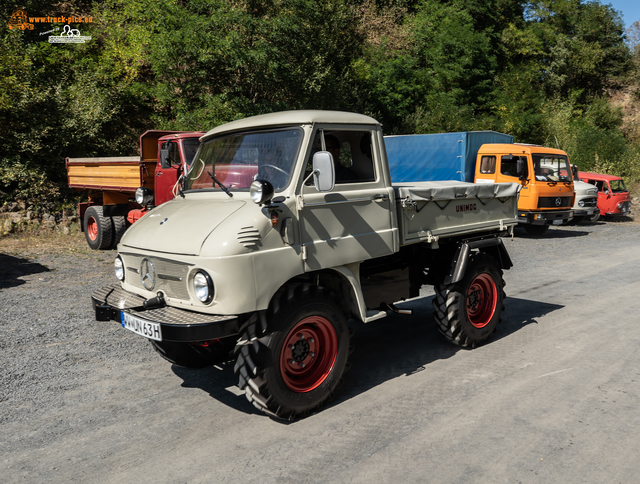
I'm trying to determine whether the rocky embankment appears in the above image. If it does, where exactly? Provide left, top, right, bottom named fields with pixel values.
left=0, top=201, right=79, bottom=236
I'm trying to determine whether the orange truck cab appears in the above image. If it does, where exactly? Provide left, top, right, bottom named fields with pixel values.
left=475, top=144, right=575, bottom=235
left=578, top=172, right=632, bottom=218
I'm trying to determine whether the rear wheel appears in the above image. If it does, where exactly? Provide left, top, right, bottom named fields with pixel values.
left=111, top=215, right=127, bottom=249
left=433, top=254, right=505, bottom=348
left=523, top=223, right=549, bottom=236
left=150, top=337, right=236, bottom=368
left=234, top=285, right=350, bottom=420
left=84, top=206, right=113, bottom=250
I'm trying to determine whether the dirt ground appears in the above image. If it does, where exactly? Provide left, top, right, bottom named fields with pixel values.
left=1, top=216, right=640, bottom=483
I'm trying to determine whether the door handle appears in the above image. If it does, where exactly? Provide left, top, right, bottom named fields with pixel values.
left=373, top=194, right=389, bottom=202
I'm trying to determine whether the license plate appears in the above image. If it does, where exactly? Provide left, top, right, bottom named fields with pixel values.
left=587, top=209, right=593, bottom=215
left=552, top=220, right=563, bottom=225
left=121, top=312, right=162, bottom=341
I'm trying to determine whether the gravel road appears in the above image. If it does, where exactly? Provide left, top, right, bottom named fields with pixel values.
left=1, top=218, right=640, bottom=483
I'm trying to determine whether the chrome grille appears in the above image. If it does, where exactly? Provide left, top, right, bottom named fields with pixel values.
left=537, top=196, right=573, bottom=208
left=120, top=253, right=192, bottom=300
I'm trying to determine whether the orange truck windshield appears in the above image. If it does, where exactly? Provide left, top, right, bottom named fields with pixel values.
left=532, top=154, right=572, bottom=183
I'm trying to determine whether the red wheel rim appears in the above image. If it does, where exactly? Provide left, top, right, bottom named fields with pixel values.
left=280, top=316, right=338, bottom=393
left=86, top=217, right=98, bottom=241
left=466, top=273, right=498, bottom=328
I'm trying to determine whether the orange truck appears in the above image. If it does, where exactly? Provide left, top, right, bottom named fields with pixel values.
left=385, top=132, right=575, bottom=235
left=66, top=130, right=203, bottom=249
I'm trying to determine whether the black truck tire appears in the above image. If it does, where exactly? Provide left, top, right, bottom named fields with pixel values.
left=150, top=337, right=236, bottom=368
left=233, top=285, right=350, bottom=420
left=84, top=206, right=113, bottom=250
left=523, top=224, right=549, bottom=236
left=587, top=211, right=600, bottom=223
left=433, top=253, right=505, bottom=348
left=111, top=215, right=127, bottom=248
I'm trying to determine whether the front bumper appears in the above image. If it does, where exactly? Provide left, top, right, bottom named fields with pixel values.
left=518, top=209, right=573, bottom=225
left=573, top=207, right=600, bottom=217
left=91, top=284, right=240, bottom=342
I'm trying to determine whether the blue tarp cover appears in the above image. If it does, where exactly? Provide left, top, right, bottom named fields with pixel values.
left=385, top=131, right=514, bottom=183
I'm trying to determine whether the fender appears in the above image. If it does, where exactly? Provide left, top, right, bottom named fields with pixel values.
left=444, top=238, right=512, bottom=285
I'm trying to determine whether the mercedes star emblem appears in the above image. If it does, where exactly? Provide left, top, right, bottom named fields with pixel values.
left=140, top=258, right=156, bottom=291
left=555, top=197, right=562, bottom=207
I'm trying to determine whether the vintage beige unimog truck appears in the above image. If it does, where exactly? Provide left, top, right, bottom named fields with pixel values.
left=92, top=111, right=519, bottom=419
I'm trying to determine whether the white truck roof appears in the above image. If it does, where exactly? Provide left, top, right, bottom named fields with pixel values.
left=201, top=110, right=380, bottom=141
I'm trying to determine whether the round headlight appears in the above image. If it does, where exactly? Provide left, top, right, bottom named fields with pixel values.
left=250, top=179, right=274, bottom=205
left=135, top=187, right=154, bottom=205
left=114, top=256, right=124, bottom=281
left=578, top=200, right=585, bottom=207
left=193, top=271, right=213, bottom=303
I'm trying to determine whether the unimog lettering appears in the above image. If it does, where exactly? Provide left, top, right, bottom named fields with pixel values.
left=92, top=110, right=520, bottom=420
left=456, top=203, right=477, bottom=212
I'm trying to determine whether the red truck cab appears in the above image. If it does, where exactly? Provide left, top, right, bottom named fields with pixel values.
left=578, top=172, right=631, bottom=217
left=67, top=130, right=204, bottom=249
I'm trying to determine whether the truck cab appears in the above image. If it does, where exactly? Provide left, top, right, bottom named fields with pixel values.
left=578, top=172, right=631, bottom=218
left=475, top=144, right=575, bottom=235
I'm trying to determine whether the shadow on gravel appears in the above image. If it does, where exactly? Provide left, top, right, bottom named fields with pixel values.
left=515, top=227, right=590, bottom=239
left=0, top=254, right=50, bottom=289
left=171, top=294, right=555, bottom=420
left=603, top=215, right=635, bottom=223
left=171, top=360, right=262, bottom=416
left=494, top=297, right=564, bottom=343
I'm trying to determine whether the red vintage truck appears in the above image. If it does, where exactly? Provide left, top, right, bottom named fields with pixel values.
left=578, top=171, right=632, bottom=220
left=66, top=130, right=204, bottom=249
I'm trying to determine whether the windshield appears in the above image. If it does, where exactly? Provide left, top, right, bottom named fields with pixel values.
left=182, top=138, right=201, bottom=166
left=533, top=154, right=573, bottom=183
left=185, top=128, right=302, bottom=192
left=609, top=179, right=627, bottom=192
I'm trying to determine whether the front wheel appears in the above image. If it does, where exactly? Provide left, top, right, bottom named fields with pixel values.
left=433, top=254, right=505, bottom=348
left=587, top=211, right=600, bottom=223
left=234, top=285, right=350, bottom=420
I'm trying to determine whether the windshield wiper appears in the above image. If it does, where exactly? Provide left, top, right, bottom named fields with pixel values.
left=207, top=171, right=233, bottom=198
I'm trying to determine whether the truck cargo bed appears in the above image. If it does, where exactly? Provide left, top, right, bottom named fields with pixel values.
left=393, top=181, right=519, bottom=245
left=66, top=156, right=155, bottom=192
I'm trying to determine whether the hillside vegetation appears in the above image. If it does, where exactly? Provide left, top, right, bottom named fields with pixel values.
left=2, top=0, right=640, bottom=212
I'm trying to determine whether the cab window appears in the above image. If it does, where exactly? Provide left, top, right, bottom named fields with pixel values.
left=500, top=155, right=519, bottom=178
left=479, top=156, right=496, bottom=174
left=306, top=130, right=375, bottom=184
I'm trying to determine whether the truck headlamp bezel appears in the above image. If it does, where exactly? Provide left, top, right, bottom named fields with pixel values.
left=135, top=187, right=154, bottom=205
left=193, top=270, right=214, bottom=304
left=114, top=255, right=125, bottom=281
left=250, top=179, right=274, bottom=205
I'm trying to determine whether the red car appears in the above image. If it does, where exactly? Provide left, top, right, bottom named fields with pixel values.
left=578, top=172, right=631, bottom=220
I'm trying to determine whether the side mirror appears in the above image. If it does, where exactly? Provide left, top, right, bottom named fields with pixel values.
left=312, top=151, right=335, bottom=192
left=160, top=147, right=171, bottom=169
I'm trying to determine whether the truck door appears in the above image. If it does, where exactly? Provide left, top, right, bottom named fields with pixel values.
left=298, top=128, right=396, bottom=271
left=155, top=140, right=182, bottom=205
